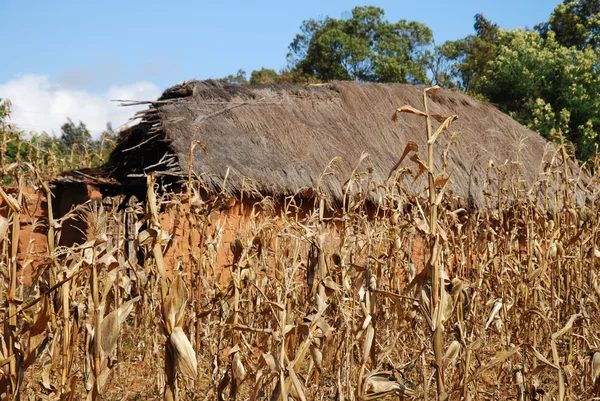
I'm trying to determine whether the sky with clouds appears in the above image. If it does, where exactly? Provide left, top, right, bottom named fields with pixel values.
left=1, top=0, right=560, bottom=137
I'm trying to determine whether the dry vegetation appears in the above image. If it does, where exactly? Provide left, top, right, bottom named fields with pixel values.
left=1, top=87, right=600, bottom=401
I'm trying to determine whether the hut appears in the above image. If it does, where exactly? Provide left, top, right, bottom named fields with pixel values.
left=52, top=79, right=586, bottom=246
left=56, top=80, right=579, bottom=203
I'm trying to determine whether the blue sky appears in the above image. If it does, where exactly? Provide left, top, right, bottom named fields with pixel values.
left=0, top=0, right=561, bottom=135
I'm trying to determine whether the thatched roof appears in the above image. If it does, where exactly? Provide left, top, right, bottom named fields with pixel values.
left=76, top=80, right=587, bottom=208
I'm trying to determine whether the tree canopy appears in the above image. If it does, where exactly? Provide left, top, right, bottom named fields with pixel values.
left=536, top=0, right=600, bottom=50
left=437, top=14, right=502, bottom=91
left=287, top=6, right=433, bottom=84
left=438, top=2, right=600, bottom=159
left=60, top=118, right=92, bottom=150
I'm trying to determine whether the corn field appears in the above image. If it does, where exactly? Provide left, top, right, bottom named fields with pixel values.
left=1, top=89, right=600, bottom=400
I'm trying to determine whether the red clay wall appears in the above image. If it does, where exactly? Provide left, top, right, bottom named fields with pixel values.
left=0, top=187, right=48, bottom=286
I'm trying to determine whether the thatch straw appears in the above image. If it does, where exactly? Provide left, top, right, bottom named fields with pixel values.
left=71, top=80, right=586, bottom=208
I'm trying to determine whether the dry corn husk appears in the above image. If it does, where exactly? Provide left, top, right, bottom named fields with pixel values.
left=170, top=327, right=197, bottom=378
left=361, top=370, right=417, bottom=400
left=591, top=351, right=600, bottom=384
left=0, top=215, right=9, bottom=242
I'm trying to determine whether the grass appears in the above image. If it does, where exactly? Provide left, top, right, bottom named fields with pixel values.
left=1, top=86, right=600, bottom=400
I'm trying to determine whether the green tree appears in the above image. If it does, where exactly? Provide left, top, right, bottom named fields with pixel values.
left=287, top=6, right=433, bottom=84
left=60, top=118, right=92, bottom=150
left=220, top=67, right=317, bottom=86
left=536, top=0, right=600, bottom=50
left=479, top=29, right=600, bottom=158
left=438, top=14, right=502, bottom=91
left=219, top=69, right=249, bottom=85
left=249, top=68, right=280, bottom=84
left=103, top=122, right=118, bottom=142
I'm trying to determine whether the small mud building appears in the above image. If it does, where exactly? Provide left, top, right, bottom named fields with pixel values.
left=55, top=80, right=576, bottom=211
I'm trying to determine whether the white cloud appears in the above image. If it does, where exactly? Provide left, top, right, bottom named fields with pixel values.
left=0, top=74, right=162, bottom=138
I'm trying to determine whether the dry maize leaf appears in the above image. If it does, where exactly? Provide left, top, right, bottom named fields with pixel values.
left=227, top=344, right=241, bottom=356
left=284, top=324, right=297, bottom=336
left=310, top=343, right=323, bottom=370
left=217, top=370, right=230, bottom=401
left=563, top=363, right=575, bottom=378
left=261, top=352, right=281, bottom=374
left=443, top=340, right=460, bottom=366
left=524, top=344, right=559, bottom=370
left=484, top=298, right=503, bottom=330
left=466, top=346, right=519, bottom=384
left=413, top=217, right=430, bottom=235
left=119, top=275, right=132, bottom=296
left=362, top=325, right=374, bottom=365
left=434, top=176, right=450, bottom=187
left=164, top=275, right=189, bottom=330
left=59, top=376, right=77, bottom=401
left=388, top=141, right=419, bottom=179
left=392, top=106, right=426, bottom=122
left=468, top=338, right=483, bottom=351
left=288, top=366, right=307, bottom=401
left=552, top=313, right=581, bottom=340
left=86, top=383, right=99, bottom=401
left=96, top=361, right=112, bottom=391
left=41, top=359, right=53, bottom=391
left=0, top=215, right=9, bottom=242
left=137, top=229, right=156, bottom=246
left=362, top=315, right=372, bottom=331
left=434, top=178, right=452, bottom=206
left=528, top=266, right=544, bottom=282
left=0, top=162, right=18, bottom=174
left=101, top=268, right=119, bottom=300
left=100, top=296, right=140, bottom=357
left=82, top=247, right=94, bottom=265
left=232, top=352, right=246, bottom=383
left=515, top=370, right=525, bottom=399
left=322, top=276, right=340, bottom=293
left=409, top=153, right=428, bottom=180
left=170, top=326, right=198, bottom=378
left=96, top=252, right=118, bottom=269
left=428, top=115, right=458, bottom=146
left=0, top=187, right=20, bottom=212
left=266, top=301, right=285, bottom=311
left=316, top=318, right=331, bottom=338
left=430, top=113, right=447, bottom=123
left=450, top=278, right=464, bottom=297
left=94, top=233, right=108, bottom=246
left=24, top=295, right=50, bottom=368
left=425, top=85, right=440, bottom=98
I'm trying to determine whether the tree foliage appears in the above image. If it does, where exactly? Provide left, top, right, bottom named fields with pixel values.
left=219, top=69, right=249, bottom=85
left=437, top=8, right=600, bottom=160
left=287, top=6, right=432, bottom=84
left=0, top=97, right=118, bottom=182
left=480, top=29, right=600, bottom=158
left=536, top=0, right=600, bottom=50
left=437, top=14, right=502, bottom=91
left=60, top=118, right=92, bottom=150
left=249, top=68, right=280, bottom=84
